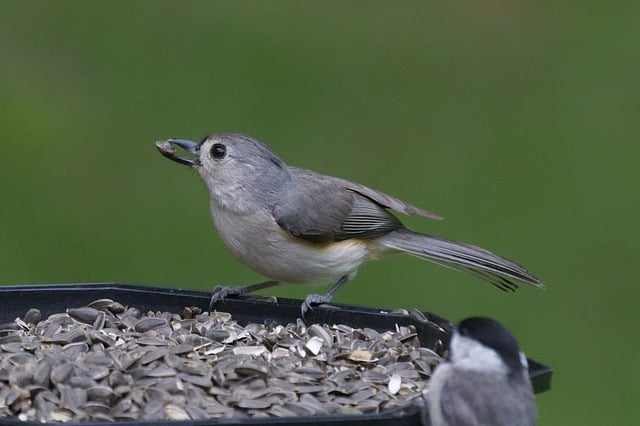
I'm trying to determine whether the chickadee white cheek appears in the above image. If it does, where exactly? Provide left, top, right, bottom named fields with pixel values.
left=449, top=334, right=509, bottom=375
left=519, top=351, right=529, bottom=369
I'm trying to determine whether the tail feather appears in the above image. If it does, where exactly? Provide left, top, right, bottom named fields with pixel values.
left=377, top=229, right=544, bottom=291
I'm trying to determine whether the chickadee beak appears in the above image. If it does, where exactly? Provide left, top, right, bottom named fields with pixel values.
left=155, top=138, right=201, bottom=167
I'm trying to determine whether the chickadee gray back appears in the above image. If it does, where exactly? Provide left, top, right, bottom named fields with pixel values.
left=156, top=133, right=543, bottom=315
left=428, top=317, right=537, bottom=426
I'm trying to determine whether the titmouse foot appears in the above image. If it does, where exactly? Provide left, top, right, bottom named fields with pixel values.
left=208, top=280, right=280, bottom=312
left=208, top=285, right=241, bottom=310
left=300, top=274, right=350, bottom=320
left=300, top=293, right=333, bottom=319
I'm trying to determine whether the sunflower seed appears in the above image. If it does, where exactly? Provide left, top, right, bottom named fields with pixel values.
left=232, top=345, right=267, bottom=357
left=50, top=363, right=74, bottom=384
left=304, top=336, right=324, bottom=356
left=134, top=317, right=168, bottom=333
left=67, top=307, right=101, bottom=325
left=23, top=309, right=41, bottom=325
left=388, top=374, right=402, bottom=395
left=346, top=348, right=377, bottom=362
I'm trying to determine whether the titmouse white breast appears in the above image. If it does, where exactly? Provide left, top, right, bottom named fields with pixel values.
left=156, top=133, right=543, bottom=317
left=427, top=317, right=537, bottom=426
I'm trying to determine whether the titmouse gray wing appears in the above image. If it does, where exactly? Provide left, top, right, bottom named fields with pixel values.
left=333, top=177, right=443, bottom=220
left=273, top=168, right=409, bottom=243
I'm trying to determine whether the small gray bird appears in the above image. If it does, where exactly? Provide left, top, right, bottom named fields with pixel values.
left=156, top=133, right=543, bottom=316
left=427, top=317, right=537, bottom=426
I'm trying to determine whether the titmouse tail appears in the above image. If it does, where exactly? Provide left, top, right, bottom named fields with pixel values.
left=377, top=229, right=544, bottom=291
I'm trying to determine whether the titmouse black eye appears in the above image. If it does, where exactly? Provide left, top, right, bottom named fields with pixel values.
left=210, top=143, right=226, bottom=159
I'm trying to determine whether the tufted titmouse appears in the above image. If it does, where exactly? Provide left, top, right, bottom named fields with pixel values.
left=156, top=133, right=543, bottom=316
left=427, top=317, right=537, bottom=426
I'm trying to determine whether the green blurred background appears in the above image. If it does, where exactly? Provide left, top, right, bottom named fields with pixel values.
left=1, top=2, right=638, bottom=424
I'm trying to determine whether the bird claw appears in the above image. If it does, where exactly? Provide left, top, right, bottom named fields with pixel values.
left=300, top=293, right=332, bottom=321
left=208, top=285, right=243, bottom=311
left=208, top=281, right=281, bottom=312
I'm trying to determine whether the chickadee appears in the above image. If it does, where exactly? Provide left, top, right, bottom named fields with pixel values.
left=427, top=317, right=537, bottom=426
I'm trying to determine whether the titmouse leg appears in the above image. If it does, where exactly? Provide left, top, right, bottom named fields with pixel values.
left=208, top=280, right=280, bottom=311
left=300, top=275, right=350, bottom=319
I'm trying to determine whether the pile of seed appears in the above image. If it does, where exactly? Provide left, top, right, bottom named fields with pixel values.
left=0, top=299, right=442, bottom=422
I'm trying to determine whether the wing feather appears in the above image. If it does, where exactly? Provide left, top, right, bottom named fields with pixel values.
left=272, top=168, right=406, bottom=243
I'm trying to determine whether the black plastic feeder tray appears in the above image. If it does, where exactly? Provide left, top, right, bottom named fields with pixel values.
left=0, top=283, right=552, bottom=426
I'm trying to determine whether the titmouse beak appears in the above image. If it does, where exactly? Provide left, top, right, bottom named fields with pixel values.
left=155, top=138, right=201, bottom=167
